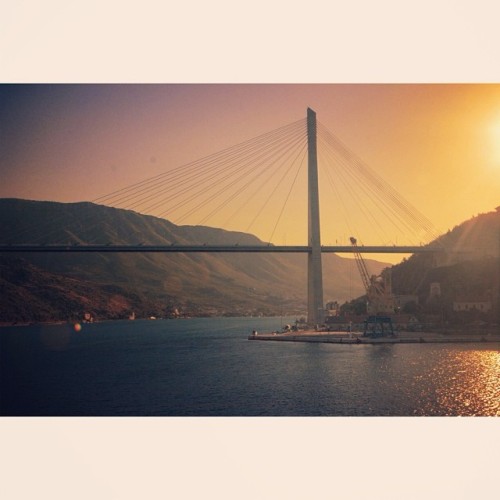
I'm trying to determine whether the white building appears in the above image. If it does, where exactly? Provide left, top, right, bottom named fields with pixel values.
left=453, top=300, right=492, bottom=312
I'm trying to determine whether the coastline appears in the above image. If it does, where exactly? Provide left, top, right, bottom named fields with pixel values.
left=249, top=329, right=500, bottom=345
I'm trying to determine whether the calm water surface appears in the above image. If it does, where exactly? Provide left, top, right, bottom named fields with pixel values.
left=1, top=317, right=499, bottom=416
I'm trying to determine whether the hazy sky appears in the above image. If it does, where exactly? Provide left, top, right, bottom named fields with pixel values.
left=1, top=84, right=499, bottom=252
left=2, top=2, right=500, bottom=495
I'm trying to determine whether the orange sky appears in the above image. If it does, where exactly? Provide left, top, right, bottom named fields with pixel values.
left=1, top=84, right=499, bottom=262
left=2, top=1, right=500, bottom=492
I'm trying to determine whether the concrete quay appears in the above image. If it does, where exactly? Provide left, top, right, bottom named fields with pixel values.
left=248, top=330, right=500, bottom=345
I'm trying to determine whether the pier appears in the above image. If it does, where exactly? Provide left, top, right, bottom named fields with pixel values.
left=248, top=330, right=500, bottom=345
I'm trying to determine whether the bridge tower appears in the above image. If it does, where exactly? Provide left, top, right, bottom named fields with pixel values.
left=307, top=108, right=324, bottom=325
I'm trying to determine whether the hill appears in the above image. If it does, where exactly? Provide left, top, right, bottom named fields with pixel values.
left=390, top=207, right=500, bottom=322
left=0, top=198, right=389, bottom=322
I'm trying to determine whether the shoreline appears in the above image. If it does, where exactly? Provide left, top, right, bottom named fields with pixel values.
left=248, top=330, right=500, bottom=345
left=0, top=315, right=298, bottom=330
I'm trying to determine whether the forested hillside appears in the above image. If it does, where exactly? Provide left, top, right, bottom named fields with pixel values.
left=0, top=199, right=388, bottom=322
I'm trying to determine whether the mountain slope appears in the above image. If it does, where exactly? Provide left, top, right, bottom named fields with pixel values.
left=390, top=208, right=500, bottom=315
left=0, top=198, right=389, bottom=321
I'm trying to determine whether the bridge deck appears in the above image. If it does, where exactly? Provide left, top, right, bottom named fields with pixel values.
left=0, top=244, right=443, bottom=253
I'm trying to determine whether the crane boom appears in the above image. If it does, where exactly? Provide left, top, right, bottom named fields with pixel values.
left=349, top=237, right=371, bottom=292
left=349, top=236, right=394, bottom=313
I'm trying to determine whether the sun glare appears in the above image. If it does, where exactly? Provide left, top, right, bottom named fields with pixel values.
left=489, top=119, right=500, bottom=166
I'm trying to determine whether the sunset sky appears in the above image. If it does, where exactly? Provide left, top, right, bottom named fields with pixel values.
left=1, top=84, right=499, bottom=257
left=2, top=2, right=500, bottom=498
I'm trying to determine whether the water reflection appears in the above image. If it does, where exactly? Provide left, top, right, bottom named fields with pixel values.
left=262, top=344, right=500, bottom=416
left=2, top=318, right=499, bottom=416
left=433, top=350, right=500, bottom=416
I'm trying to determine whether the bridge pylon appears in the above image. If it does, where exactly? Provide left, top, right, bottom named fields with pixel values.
left=307, top=108, right=324, bottom=325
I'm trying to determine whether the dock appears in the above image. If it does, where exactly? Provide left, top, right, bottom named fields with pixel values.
left=248, top=330, right=500, bottom=345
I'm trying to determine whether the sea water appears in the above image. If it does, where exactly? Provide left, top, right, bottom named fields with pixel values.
left=1, top=317, right=499, bottom=416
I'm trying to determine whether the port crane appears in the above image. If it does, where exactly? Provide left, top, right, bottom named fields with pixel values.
left=349, top=237, right=395, bottom=315
left=349, top=236, right=396, bottom=337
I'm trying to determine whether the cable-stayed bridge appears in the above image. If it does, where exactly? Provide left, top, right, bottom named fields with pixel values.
left=1, top=109, right=446, bottom=323
left=0, top=244, right=438, bottom=254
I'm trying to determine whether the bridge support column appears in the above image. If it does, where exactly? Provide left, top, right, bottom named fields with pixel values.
left=307, top=108, right=324, bottom=325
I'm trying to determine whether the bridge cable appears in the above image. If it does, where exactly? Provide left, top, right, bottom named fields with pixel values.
left=318, top=121, right=438, bottom=239
left=318, top=136, right=410, bottom=243
left=267, top=147, right=308, bottom=244
left=121, top=121, right=306, bottom=214
left=317, top=122, right=440, bottom=243
left=164, top=124, right=306, bottom=223
left=243, top=141, right=308, bottom=237
left=196, top=132, right=308, bottom=228
left=5, top=118, right=306, bottom=245
left=92, top=118, right=305, bottom=206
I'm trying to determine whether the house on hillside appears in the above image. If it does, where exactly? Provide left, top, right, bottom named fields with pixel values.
left=325, top=301, right=341, bottom=317
left=453, top=299, right=492, bottom=313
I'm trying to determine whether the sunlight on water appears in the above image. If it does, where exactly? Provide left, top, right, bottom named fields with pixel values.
left=433, top=350, right=500, bottom=416
left=1, top=318, right=499, bottom=416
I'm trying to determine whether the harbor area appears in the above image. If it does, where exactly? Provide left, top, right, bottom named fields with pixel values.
left=248, top=329, right=500, bottom=345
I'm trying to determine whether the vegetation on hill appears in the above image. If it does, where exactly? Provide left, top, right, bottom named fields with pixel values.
left=5, top=200, right=495, bottom=325
left=0, top=199, right=388, bottom=323
left=390, top=208, right=500, bottom=324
